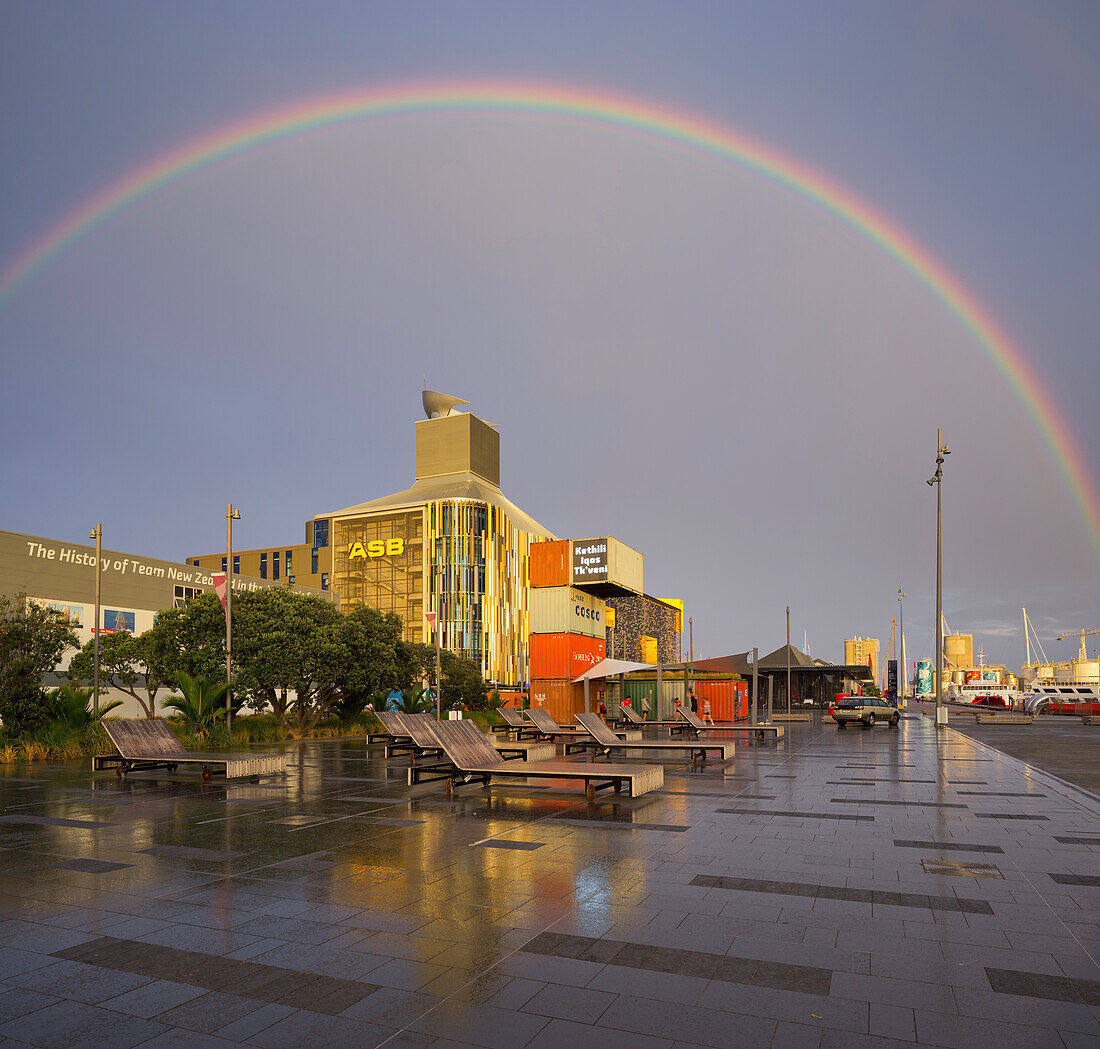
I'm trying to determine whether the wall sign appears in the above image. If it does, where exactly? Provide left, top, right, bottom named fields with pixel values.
left=572, top=539, right=608, bottom=582
left=348, top=538, right=405, bottom=560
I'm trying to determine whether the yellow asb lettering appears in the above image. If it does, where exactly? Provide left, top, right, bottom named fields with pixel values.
left=348, top=538, right=405, bottom=561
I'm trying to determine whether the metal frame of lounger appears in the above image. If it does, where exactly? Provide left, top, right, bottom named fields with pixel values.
left=676, top=707, right=785, bottom=742
left=614, top=703, right=693, bottom=736
left=93, top=720, right=286, bottom=782
left=575, top=713, right=734, bottom=767
left=408, top=718, right=663, bottom=800
left=496, top=706, right=542, bottom=741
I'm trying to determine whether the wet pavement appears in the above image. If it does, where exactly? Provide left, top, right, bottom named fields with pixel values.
left=0, top=715, right=1098, bottom=1049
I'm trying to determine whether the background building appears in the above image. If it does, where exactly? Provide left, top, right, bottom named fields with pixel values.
left=191, top=395, right=553, bottom=688
left=844, top=636, right=881, bottom=688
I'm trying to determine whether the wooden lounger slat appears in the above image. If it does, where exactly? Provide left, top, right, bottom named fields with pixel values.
left=95, top=720, right=285, bottom=780
left=677, top=708, right=785, bottom=739
left=411, top=718, right=662, bottom=798
left=576, top=713, right=734, bottom=763
left=617, top=704, right=692, bottom=733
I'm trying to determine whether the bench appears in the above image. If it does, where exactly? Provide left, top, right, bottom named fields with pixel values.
left=576, top=713, right=734, bottom=766
left=526, top=708, right=639, bottom=754
left=93, top=720, right=286, bottom=782
left=408, top=718, right=663, bottom=800
left=677, top=708, right=784, bottom=741
left=496, top=706, right=542, bottom=741
left=772, top=712, right=813, bottom=722
left=614, top=703, right=693, bottom=737
left=973, top=714, right=1033, bottom=725
left=401, top=713, right=555, bottom=764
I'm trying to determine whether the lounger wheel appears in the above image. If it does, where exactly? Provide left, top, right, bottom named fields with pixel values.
left=115, top=765, right=125, bottom=779
left=586, top=782, right=595, bottom=802
left=200, top=767, right=213, bottom=783
left=166, top=763, right=178, bottom=772
left=444, top=778, right=454, bottom=798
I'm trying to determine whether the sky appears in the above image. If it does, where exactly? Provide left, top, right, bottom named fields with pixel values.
left=1, top=1, right=1098, bottom=676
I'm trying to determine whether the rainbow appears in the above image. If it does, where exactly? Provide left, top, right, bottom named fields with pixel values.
left=2, top=80, right=1098, bottom=565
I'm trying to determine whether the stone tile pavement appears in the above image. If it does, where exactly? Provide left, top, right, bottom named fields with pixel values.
left=0, top=712, right=1097, bottom=1048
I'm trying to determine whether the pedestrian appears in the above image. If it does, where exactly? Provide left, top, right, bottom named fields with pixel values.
left=641, top=693, right=652, bottom=720
left=689, top=689, right=698, bottom=714
left=702, top=695, right=714, bottom=726
left=598, top=696, right=607, bottom=720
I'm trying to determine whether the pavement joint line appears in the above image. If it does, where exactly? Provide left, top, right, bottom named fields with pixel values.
left=374, top=719, right=829, bottom=1049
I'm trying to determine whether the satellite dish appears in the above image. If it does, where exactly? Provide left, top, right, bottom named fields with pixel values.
left=422, top=390, right=470, bottom=419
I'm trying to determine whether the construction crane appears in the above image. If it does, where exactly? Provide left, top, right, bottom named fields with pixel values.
left=1056, top=627, right=1100, bottom=663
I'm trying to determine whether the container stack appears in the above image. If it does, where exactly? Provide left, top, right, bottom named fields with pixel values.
left=529, top=540, right=606, bottom=726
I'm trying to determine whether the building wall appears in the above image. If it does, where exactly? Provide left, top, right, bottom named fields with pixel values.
left=0, top=529, right=327, bottom=661
left=844, top=637, right=880, bottom=687
left=605, top=594, right=682, bottom=664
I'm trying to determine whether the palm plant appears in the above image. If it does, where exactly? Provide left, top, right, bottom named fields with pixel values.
left=48, top=684, right=122, bottom=729
left=393, top=687, right=433, bottom=715
left=161, top=672, right=236, bottom=738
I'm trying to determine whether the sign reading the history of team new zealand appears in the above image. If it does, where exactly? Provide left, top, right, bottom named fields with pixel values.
left=572, top=539, right=608, bottom=583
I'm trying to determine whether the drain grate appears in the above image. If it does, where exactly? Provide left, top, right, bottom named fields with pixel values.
left=922, top=858, right=1002, bottom=879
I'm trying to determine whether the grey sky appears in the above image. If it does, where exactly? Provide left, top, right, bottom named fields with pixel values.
left=1, top=1, right=1097, bottom=674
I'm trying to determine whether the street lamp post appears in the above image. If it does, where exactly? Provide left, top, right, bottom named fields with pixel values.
left=786, top=606, right=791, bottom=714
left=898, top=583, right=905, bottom=702
left=926, top=430, right=950, bottom=726
left=90, top=524, right=102, bottom=713
left=226, top=504, right=240, bottom=729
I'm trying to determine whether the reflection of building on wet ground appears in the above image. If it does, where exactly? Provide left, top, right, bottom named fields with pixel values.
left=2, top=717, right=1095, bottom=1048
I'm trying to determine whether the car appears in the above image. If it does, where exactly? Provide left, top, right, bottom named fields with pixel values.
left=832, top=696, right=900, bottom=729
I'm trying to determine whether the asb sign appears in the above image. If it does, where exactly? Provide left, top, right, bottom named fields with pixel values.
left=347, top=538, right=405, bottom=560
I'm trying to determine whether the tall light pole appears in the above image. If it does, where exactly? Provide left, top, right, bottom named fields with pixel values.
left=786, top=606, right=791, bottom=713
left=926, top=430, right=950, bottom=726
left=226, top=504, right=240, bottom=729
left=898, top=582, right=905, bottom=702
left=90, top=524, right=102, bottom=713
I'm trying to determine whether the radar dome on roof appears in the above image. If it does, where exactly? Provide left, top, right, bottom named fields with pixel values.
left=422, top=390, right=470, bottom=419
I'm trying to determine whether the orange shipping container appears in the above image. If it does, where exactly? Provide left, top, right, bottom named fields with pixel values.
left=530, top=632, right=606, bottom=680
left=529, top=679, right=605, bottom=726
left=694, top=679, right=747, bottom=723
left=531, top=540, right=571, bottom=588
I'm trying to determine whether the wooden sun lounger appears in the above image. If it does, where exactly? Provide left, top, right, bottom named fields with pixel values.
left=576, top=713, right=734, bottom=766
left=496, top=706, right=542, bottom=741
left=615, top=703, right=693, bottom=736
left=371, top=710, right=422, bottom=758
left=401, top=713, right=556, bottom=771
left=93, top=720, right=286, bottom=782
left=525, top=708, right=638, bottom=753
left=677, top=708, right=785, bottom=741
left=408, top=718, right=663, bottom=799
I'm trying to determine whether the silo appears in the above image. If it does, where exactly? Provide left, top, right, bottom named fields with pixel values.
left=944, top=633, right=973, bottom=671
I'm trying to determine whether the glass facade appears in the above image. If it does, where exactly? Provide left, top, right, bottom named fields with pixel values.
left=333, top=510, right=425, bottom=642
left=331, top=500, right=540, bottom=686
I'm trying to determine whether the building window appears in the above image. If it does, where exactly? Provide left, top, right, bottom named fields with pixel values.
left=321, top=572, right=329, bottom=591
left=314, top=519, right=329, bottom=548
left=285, top=550, right=293, bottom=574
left=259, top=554, right=267, bottom=579
left=311, top=548, right=318, bottom=574
left=233, top=555, right=240, bottom=575
left=273, top=551, right=280, bottom=580
left=192, top=559, right=200, bottom=567
left=222, top=557, right=227, bottom=573
left=287, top=574, right=295, bottom=586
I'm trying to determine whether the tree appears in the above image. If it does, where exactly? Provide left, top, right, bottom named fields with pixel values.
left=150, top=593, right=227, bottom=683
left=440, top=650, right=488, bottom=711
left=231, top=587, right=344, bottom=735
left=68, top=630, right=173, bottom=719
left=0, top=592, right=79, bottom=737
left=47, top=684, right=123, bottom=729
left=161, top=671, right=237, bottom=737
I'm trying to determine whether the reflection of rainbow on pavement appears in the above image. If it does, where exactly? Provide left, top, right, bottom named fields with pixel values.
left=0, top=80, right=1097, bottom=566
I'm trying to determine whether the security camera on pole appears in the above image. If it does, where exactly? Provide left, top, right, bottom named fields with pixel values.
left=926, top=430, right=950, bottom=727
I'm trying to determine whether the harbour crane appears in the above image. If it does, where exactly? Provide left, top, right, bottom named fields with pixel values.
left=1055, top=627, right=1100, bottom=663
